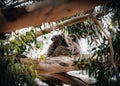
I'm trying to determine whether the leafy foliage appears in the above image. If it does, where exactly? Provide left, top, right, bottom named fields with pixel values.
left=72, top=31, right=120, bottom=86
left=63, top=4, right=120, bottom=85
left=0, top=58, right=38, bottom=86
left=0, top=29, right=43, bottom=86
left=0, top=29, right=37, bottom=58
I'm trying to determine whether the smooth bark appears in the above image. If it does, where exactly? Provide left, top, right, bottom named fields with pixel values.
left=0, top=0, right=105, bottom=33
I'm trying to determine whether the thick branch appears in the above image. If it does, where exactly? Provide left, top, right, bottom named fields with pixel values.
left=20, top=54, right=93, bottom=74
left=0, top=0, right=105, bottom=33
left=20, top=55, right=94, bottom=85
left=21, top=56, right=78, bottom=74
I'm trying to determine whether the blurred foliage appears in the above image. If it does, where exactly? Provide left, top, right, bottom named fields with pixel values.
left=72, top=31, right=120, bottom=86
left=39, top=54, right=46, bottom=61
left=0, top=29, right=44, bottom=86
left=63, top=17, right=102, bottom=46
left=0, top=29, right=37, bottom=58
left=0, top=58, right=38, bottom=86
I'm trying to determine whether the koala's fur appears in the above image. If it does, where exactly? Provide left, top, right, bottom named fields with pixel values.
left=47, top=33, right=68, bottom=57
left=47, top=33, right=80, bottom=57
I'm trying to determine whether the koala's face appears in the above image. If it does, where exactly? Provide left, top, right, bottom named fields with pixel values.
left=51, top=34, right=64, bottom=45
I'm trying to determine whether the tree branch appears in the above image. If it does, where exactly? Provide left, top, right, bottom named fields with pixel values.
left=0, top=0, right=105, bottom=33
left=20, top=55, right=94, bottom=86
left=35, top=14, right=90, bottom=37
left=20, top=56, right=78, bottom=74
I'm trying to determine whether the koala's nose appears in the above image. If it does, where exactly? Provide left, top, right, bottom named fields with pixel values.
left=51, top=38, right=53, bottom=40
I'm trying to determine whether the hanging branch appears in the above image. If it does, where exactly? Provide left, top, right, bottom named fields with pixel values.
left=35, top=14, right=90, bottom=37
left=90, top=14, right=119, bottom=80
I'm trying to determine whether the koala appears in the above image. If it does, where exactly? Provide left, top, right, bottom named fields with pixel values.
left=46, top=34, right=82, bottom=86
left=47, top=33, right=68, bottom=57
left=47, top=33, right=80, bottom=57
